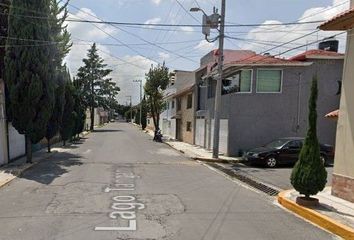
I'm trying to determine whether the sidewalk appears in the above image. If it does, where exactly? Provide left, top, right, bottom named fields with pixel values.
left=278, top=187, right=354, bottom=239
left=143, top=128, right=242, bottom=163
left=0, top=130, right=90, bottom=189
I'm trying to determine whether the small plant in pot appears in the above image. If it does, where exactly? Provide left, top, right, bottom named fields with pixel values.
left=290, top=75, right=327, bottom=207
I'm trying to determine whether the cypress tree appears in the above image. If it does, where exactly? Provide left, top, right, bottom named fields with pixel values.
left=291, top=76, right=327, bottom=199
left=0, top=0, right=10, bottom=79
left=45, top=0, right=72, bottom=152
left=141, top=96, right=148, bottom=130
left=60, top=74, right=75, bottom=146
left=46, top=72, right=65, bottom=152
left=5, top=0, right=55, bottom=163
left=72, top=78, right=86, bottom=140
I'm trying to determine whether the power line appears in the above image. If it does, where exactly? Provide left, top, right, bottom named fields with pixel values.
left=175, top=0, right=201, bottom=23
left=67, top=3, right=198, bottom=64
left=64, top=18, right=326, bottom=27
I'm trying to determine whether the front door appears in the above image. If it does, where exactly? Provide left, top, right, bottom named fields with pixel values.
left=176, top=119, right=183, bottom=141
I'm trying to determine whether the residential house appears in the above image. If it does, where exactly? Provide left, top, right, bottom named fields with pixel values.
left=85, top=107, right=109, bottom=130
left=319, top=3, right=354, bottom=203
left=160, top=70, right=196, bottom=144
left=160, top=72, right=177, bottom=139
left=196, top=48, right=344, bottom=156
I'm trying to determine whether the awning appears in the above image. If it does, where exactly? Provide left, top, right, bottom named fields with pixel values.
left=325, top=109, right=339, bottom=119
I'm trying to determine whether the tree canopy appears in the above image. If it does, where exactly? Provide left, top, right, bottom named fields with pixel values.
left=5, top=0, right=55, bottom=162
left=76, top=43, right=119, bottom=130
left=144, top=64, right=169, bottom=131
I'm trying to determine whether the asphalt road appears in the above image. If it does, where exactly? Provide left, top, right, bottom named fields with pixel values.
left=0, top=122, right=338, bottom=240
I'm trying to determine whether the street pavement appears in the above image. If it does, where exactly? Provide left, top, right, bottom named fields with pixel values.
left=218, top=162, right=333, bottom=190
left=0, top=122, right=338, bottom=240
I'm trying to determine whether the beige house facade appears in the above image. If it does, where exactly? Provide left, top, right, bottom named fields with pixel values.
left=320, top=3, right=354, bottom=202
left=175, top=86, right=195, bottom=144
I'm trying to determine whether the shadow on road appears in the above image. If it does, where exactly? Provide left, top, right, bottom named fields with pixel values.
left=92, top=129, right=123, bottom=133
left=16, top=151, right=83, bottom=185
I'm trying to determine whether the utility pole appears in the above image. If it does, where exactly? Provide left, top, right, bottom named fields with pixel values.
left=213, top=0, right=225, bottom=159
left=191, top=0, right=226, bottom=159
left=133, top=79, right=143, bottom=127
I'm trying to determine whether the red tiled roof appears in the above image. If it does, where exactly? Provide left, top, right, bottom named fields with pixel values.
left=289, top=49, right=344, bottom=61
left=319, top=8, right=354, bottom=31
left=227, top=53, right=306, bottom=66
left=325, top=109, right=339, bottom=118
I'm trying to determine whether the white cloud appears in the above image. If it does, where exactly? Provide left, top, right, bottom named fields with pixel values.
left=65, top=8, right=156, bottom=105
left=158, top=52, right=170, bottom=61
left=236, top=0, right=349, bottom=56
left=151, top=0, right=162, bottom=5
left=194, top=40, right=216, bottom=52
left=180, top=26, right=194, bottom=34
left=144, top=17, right=162, bottom=29
left=106, top=55, right=156, bottom=105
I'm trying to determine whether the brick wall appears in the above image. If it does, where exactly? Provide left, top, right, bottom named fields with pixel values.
left=332, top=174, right=354, bottom=203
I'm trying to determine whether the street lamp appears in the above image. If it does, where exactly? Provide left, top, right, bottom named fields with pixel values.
left=191, top=0, right=226, bottom=159
left=133, top=79, right=143, bottom=128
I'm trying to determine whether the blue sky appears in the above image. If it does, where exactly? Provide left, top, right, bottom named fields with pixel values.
left=65, top=0, right=349, bottom=104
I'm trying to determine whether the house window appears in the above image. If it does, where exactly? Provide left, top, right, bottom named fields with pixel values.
left=223, top=69, right=252, bottom=94
left=186, top=121, right=192, bottom=132
left=187, top=94, right=192, bottom=109
left=256, top=69, right=282, bottom=93
left=172, top=100, right=175, bottom=108
left=177, top=98, right=181, bottom=111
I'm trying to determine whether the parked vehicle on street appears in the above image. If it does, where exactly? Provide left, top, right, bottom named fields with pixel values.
left=243, top=137, right=334, bottom=168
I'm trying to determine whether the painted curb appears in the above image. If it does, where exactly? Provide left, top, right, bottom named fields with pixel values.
left=278, top=190, right=354, bottom=239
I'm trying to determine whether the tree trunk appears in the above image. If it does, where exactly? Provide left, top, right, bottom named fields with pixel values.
left=90, top=106, right=94, bottom=131
left=47, top=139, right=51, bottom=153
left=25, top=135, right=32, bottom=163
left=63, top=140, right=66, bottom=146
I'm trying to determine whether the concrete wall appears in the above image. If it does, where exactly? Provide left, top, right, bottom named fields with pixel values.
left=332, top=24, right=354, bottom=202
left=8, top=123, right=25, bottom=160
left=85, top=108, right=101, bottom=130
left=199, top=60, right=343, bottom=156
left=160, top=97, right=176, bottom=139
left=0, top=79, right=7, bottom=165
left=195, top=118, right=205, bottom=147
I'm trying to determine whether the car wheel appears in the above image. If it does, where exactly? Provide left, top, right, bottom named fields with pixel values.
left=266, top=157, right=277, bottom=168
left=320, top=155, right=327, bottom=166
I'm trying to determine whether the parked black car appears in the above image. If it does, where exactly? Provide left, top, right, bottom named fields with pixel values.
left=244, top=137, right=334, bottom=168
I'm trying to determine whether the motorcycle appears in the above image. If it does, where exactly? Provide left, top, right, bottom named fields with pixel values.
left=153, top=129, right=163, bottom=142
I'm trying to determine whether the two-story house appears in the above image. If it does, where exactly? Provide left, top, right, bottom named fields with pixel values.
left=196, top=46, right=344, bottom=156
left=160, top=70, right=196, bottom=144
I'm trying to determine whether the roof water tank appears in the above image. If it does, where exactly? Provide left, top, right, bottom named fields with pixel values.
left=318, top=39, right=339, bottom=52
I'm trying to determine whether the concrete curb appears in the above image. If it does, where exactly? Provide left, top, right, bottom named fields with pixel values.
left=191, top=157, right=241, bottom=164
left=278, top=190, right=354, bottom=239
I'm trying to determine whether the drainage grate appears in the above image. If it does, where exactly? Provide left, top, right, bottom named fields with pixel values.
left=207, top=163, right=280, bottom=196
